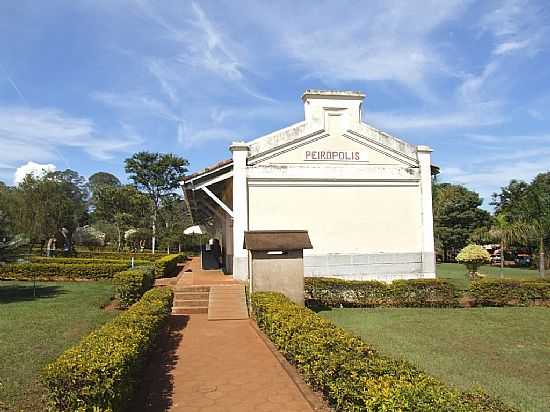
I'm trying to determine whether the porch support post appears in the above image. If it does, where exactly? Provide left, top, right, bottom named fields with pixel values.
left=230, top=141, right=250, bottom=281
left=417, top=145, right=436, bottom=278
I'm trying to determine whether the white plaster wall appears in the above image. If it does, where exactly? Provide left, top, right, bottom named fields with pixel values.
left=248, top=184, right=423, bottom=255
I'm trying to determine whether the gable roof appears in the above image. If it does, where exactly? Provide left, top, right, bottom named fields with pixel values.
left=182, top=158, right=232, bottom=183
left=183, top=90, right=441, bottom=181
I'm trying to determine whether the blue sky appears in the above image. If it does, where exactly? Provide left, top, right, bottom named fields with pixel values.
left=1, top=0, right=549, bottom=207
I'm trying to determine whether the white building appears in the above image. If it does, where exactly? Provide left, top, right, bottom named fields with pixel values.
left=182, top=90, right=436, bottom=282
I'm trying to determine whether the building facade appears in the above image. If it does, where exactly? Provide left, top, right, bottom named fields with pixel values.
left=182, top=90, right=436, bottom=282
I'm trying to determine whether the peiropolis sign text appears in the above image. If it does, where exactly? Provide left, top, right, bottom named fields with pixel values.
left=304, top=150, right=368, bottom=162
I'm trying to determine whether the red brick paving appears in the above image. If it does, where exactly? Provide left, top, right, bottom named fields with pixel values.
left=176, top=257, right=240, bottom=287
left=138, top=315, right=313, bottom=411
left=140, top=257, right=314, bottom=411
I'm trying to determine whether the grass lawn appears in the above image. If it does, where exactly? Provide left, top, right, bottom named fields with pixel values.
left=0, top=281, right=117, bottom=412
left=437, top=262, right=546, bottom=290
left=320, top=306, right=550, bottom=412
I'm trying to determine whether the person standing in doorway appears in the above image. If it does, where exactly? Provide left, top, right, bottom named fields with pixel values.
left=212, top=239, right=222, bottom=269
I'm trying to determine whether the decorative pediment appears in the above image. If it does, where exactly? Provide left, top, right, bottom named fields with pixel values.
left=248, top=123, right=418, bottom=168
left=244, top=90, right=419, bottom=169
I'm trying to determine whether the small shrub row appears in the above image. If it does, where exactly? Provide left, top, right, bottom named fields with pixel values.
left=468, top=279, right=550, bottom=306
left=154, top=253, right=186, bottom=278
left=252, top=292, right=516, bottom=412
left=305, top=277, right=457, bottom=307
left=0, top=262, right=130, bottom=280
left=42, top=287, right=174, bottom=412
left=71, top=251, right=167, bottom=262
left=113, top=265, right=156, bottom=308
left=30, top=256, right=149, bottom=266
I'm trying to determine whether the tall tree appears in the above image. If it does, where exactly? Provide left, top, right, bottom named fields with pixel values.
left=491, top=179, right=530, bottom=218
left=158, top=194, right=193, bottom=253
left=433, top=183, right=491, bottom=262
left=89, top=172, right=121, bottom=194
left=91, top=184, right=151, bottom=250
left=13, top=170, right=88, bottom=251
left=521, top=173, right=550, bottom=277
left=0, top=181, right=18, bottom=260
left=487, top=214, right=530, bottom=278
left=124, top=152, right=188, bottom=253
left=492, top=173, right=550, bottom=277
left=0, top=182, right=12, bottom=240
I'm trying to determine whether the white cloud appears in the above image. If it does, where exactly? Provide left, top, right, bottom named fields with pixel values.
left=440, top=131, right=550, bottom=206
left=249, top=0, right=469, bottom=99
left=442, top=159, right=550, bottom=200
left=0, top=106, right=142, bottom=169
left=367, top=102, right=504, bottom=131
left=177, top=124, right=238, bottom=148
left=493, top=39, right=531, bottom=55
left=479, top=0, right=547, bottom=56
left=466, top=133, right=550, bottom=145
left=92, top=91, right=183, bottom=122
left=14, top=161, right=57, bottom=185
left=186, top=2, right=244, bottom=81
left=457, top=61, right=500, bottom=103
left=146, top=59, right=180, bottom=104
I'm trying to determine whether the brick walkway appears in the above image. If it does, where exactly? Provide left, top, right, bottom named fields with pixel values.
left=138, top=258, right=315, bottom=412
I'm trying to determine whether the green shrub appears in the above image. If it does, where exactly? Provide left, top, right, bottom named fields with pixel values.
left=72, top=251, right=167, bottom=262
left=42, top=287, right=173, bottom=412
left=30, top=256, right=149, bottom=266
left=305, top=277, right=456, bottom=307
left=469, top=279, right=550, bottom=306
left=154, top=253, right=186, bottom=278
left=113, top=266, right=155, bottom=308
left=0, top=262, right=130, bottom=280
left=456, top=244, right=491, bottom=279
left=252, top=292, right=516, bottom=412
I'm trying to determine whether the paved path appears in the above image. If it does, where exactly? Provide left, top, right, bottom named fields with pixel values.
left=139, top=258, right=314, bottom=412
left=175, top=257, right=239, bottom=287
left=138, top=316, right=313, bottom=412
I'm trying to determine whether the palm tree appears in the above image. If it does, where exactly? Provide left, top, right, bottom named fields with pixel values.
left=487, top=214, right=530, bottom=278
left=520, top=177, right=550, bottom=278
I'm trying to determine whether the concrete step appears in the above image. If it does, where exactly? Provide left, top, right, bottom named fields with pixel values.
left=175, top=286, right=211, bottom=293
left=172, top=306, right=208, bottom=315
left=208, top=285, right=248, bottom=321
left=174, top=299, right=209, bottom=307
left=174, top=292, right=209, bottom=300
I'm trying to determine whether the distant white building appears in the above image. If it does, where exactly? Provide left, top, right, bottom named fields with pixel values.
left=182, top=90, right=436, bottom=282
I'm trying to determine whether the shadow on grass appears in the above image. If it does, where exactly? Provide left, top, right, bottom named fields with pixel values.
left=306, top=301, right=333, bottom=313
left=132, top=315, right=189, bottom=412
left=0, top=283, right=65, bottom=304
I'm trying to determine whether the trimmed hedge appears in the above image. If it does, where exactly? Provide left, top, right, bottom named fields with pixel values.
left=113, top=265, right=155, bottom=308
left=30, top=256, right=149, bottom=266
left=73, top=251, right=166, bottom=262
left=42, top=287, right=174, bottom=412
left=0, top=262, right=130, bottom=280
left=252, top=292, right=516, bottom=412
left=468, top=279, right=550, bottom=307
left=154, top=253, right=186, bottom=278
left=305, top=277, right=457, bottom=307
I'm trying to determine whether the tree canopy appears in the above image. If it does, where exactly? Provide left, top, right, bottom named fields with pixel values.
left=491, top=172, right=550, bottom=276
left=433, top=183, right=491, bottom=261
left=89, top=172, right=121, bottom=193
left=124, top=152, right=188, bottom=253
left=9, top=170, right=88, bottom=250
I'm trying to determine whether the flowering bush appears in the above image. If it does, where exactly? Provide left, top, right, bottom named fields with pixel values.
left=456, top=244, right=491, bottom=279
